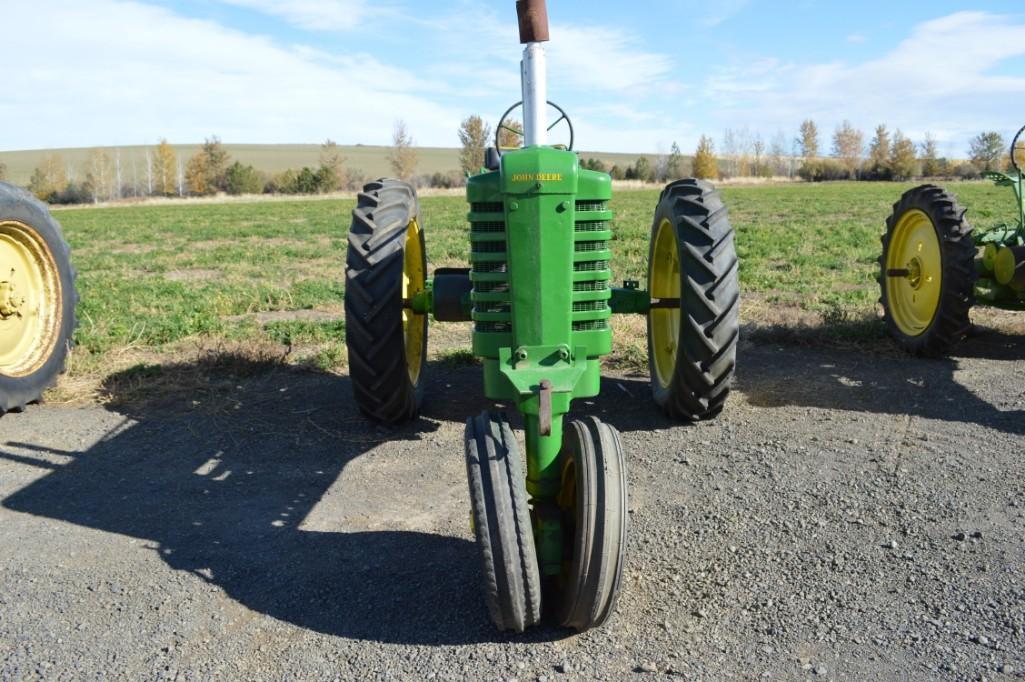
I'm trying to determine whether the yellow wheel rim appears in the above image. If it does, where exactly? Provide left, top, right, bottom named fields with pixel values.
left=649, top=218, right=680, bottom=388
left=402, top=218, right=425, bottom=385
left=0, top=221, right=62, bottom=377
left=885, top=209, right=942, bottom=337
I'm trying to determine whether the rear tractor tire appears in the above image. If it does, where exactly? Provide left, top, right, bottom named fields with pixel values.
left=0, top=182, right=77, bottom=415
left=345, top=179, right=428, bottom=424
left=646, top=179, right=739, bottom=421
left=879, top=185, right=975, bottom=356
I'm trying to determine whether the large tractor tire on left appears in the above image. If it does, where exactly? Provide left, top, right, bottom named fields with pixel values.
left=0, top=182, right=77, bottom=414
left=345, top=179, right=428, bottom=424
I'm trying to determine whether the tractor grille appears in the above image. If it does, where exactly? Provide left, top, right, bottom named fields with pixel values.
left=472, top=202, right=504, bottom=213
left=469, top=201, right=511, bottom=335
left=574, top=260, right=610, bottom=272
left=575, top=240, right=609, bottom=252
left=572, top=195, right=613, bottom=342
left=472, top=241, right=506, bottom=254
left=572, top=319, right=609, bottom=331
left=472, top=221, right=505, bottom=233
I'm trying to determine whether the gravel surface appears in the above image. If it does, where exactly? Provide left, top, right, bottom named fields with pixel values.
left=1, top=332, right=1024, bottom=680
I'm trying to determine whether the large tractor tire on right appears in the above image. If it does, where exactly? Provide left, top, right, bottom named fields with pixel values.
left=879, top=185, right=975, bottom=356
left=345, top=179, right=428, bottom=424
left=646, top=179, right=739, bottom=421
left=1, top=182, right=77, bottom=414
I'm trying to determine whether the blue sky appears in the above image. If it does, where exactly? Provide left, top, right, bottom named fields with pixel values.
left=3, top=0, right=1024, bottom=156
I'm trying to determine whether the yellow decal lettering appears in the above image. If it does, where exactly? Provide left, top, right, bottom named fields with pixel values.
left=511, top=173, right=564, bottom=182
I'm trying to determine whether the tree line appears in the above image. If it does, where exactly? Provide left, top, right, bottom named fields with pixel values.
left=689, top=121, right=1015, bottom=182
left=13, top=116, right=1018, bottom=205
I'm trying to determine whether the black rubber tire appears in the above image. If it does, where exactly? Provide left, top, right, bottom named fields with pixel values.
left=0, top=182, right=77, bottom=415
left=344, top=179, right=427, bottom=424
left=556, top=417, right=628, bottom=631
left=465, top=411, right=542, bottom=632
left=647, top=179, right=739, bottom=421
left=879, top=185, right=975, bottom=357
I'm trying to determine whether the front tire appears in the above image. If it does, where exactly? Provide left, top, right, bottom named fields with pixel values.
left=465, top=411, right=542, bottom=632
left=879, top=185, right=975, bottom=356
left=647, top=179, right=739, bottom=420
left=344, top=179, right=427, bottom=424
left=555, top=417, right=628, bottom=631
left=0, top=182, right=77, bottom=414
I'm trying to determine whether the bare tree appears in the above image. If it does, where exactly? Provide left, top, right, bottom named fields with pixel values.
left=920, top=133, right=942, bottom=177
left=389, top=120, right=418, bottom=181
left=832, top=120, right=864, bottom=179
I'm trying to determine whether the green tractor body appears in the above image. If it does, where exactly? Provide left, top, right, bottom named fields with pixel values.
left=468, top=147, right=612, bottom=502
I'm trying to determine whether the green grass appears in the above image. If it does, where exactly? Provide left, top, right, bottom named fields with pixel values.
left=48, top=180, right=1016, bottom=396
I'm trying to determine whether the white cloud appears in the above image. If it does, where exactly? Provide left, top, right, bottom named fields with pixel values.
left=218, top=0, right=375, bottom=31
left=0, top=0, right=459, bottom=150
left=846, top=34, right=867, bottom=44
left=705, top=12, right=1025, bottom=149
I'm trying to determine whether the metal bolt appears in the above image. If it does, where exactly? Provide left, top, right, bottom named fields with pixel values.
left=558, top=348, right=570, bottom=360
left=515, top=348, right=528, bottom=361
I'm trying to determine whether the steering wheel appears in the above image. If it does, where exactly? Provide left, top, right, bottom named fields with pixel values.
left=495, top=100, right=574, bottom=153
left=1012, top=124, right=1025, bottom=174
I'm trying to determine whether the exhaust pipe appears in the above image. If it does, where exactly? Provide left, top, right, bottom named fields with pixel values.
left=517, top=0, right=550, bottom=147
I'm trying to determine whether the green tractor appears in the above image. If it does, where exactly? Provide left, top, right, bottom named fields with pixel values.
left=881, top=125, right=1025, bottom=355
left=344, top=0, right=739, bottom=632
left=0, top=182, right=77, bottom=414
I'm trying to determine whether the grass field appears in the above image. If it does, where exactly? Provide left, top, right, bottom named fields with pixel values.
left=46, top=180, right=1017, bottom=404
left=0, top=144, right=649, bottom=186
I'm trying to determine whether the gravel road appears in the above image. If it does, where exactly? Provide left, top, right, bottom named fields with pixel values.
left=1, top=331, right=1023, bottom=680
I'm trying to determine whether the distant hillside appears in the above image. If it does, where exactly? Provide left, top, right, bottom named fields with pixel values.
left=0, top=144, right=655, bottom=186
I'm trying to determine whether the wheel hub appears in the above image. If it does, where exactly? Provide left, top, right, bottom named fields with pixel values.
left=0, top=276, right=25, bottom=318
left=907, top=257, right=923, bottom=289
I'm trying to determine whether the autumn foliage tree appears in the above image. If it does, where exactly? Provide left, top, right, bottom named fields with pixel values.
left=185, top=136, right=230, bottom=195
left=152, top=139, right=178, bottom=196
left=458, top=115, right=492, bottom=175
left=798, top=120, right=819, bottom=159
left=693, top=136, right=718, bottom=180
left=28, top=154, right=68, bottom=201
left=889, top=130, right=917, bottom=181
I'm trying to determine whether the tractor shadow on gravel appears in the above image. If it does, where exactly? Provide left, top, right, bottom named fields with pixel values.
left=1, top=357, right=681, bottom=646
left=740, top=331, right=1025, bottom=436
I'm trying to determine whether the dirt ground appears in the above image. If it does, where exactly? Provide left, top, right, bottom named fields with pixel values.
left=1, top=330, right=1023, bottom=680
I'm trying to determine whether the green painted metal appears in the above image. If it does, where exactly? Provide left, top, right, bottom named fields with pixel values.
left=975, top=163, right=1025, bottom=305
left=466, top=145, right=612, bottom=502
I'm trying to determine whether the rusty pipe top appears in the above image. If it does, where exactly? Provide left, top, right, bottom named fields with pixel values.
left=516, top=0, right=550, bottom=43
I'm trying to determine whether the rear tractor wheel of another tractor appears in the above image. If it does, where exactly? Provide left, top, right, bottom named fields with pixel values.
left=345, top=179, right=428, bottom=424
left=879, top=185, right=975, bottom=356
left=0, top=182, right=78, bottom=415
left=647, top=179, right=740, bottom=421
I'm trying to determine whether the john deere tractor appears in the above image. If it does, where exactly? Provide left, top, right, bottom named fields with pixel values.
left=881, top=125, right=1025, bottom=355
left=0, top=182, right=77, bottom=414
left=344, top=0, right=739, bottom=632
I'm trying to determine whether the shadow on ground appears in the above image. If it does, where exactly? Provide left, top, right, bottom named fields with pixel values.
left=2, top=326, right=1022, bottom=644
left=740, top=325, right=1025, bottom=436
left=0, top=355, right=681, bottom=646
